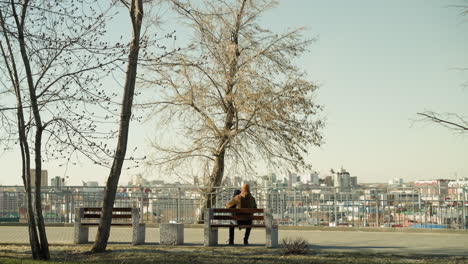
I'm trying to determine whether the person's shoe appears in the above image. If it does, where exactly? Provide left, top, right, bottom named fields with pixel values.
left=243, top=239, right=249, bottom=245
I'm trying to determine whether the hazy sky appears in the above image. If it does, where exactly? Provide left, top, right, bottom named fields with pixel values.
left=1, top=0, right=467, bottom=186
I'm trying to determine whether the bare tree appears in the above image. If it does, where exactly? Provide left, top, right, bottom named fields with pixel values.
left=146, top=0, right=323, bottom=217
left=91, top=0, right=145, bottom=252
left=0, top=0, right=122, bottom=259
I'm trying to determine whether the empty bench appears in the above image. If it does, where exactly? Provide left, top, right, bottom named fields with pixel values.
left=74, top=207, right=145, bottom=245
left=204, top=208, right=278, bottom=248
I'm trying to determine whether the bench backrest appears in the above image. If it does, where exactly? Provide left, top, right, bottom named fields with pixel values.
left=212, top=208, right=264, bottom=221
left=82, top=207, right=133, bottom=220
left=75, top=207, right=139, bottom=225
left=205, top=208, right=275, bottom=228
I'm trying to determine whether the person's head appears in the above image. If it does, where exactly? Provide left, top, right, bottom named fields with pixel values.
left=241, top=184, right=250, bottom=195
left=233, top=189, right=241, bottom=197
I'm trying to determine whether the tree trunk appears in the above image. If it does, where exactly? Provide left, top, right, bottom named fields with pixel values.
left=33, top=130, right=50, bottom=260
left=12, top=0, right=50, bottom=259
left=19, top=113, right=41, bottom=259
left=198, top=144, right=227, bottom=222
left=91, top=0, right=143, bottom=253
left=17, top=82, right=41, bottom=260
left=206, top=148, right=226, bottom=206
left=0, top=9, right=42, bottom=258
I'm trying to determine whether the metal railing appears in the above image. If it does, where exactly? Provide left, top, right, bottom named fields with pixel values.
left=0, top=185, right=466, bottom=229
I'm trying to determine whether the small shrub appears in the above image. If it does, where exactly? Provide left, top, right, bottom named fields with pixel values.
left=281, top=237, right=309, bottom=255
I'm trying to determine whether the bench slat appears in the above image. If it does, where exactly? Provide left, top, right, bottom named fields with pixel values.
left=83, top=214, right=132, bottom=219
left=83, top=207, right=133, bottom=212
left=213, top=208, right=264, bottom=213
left=210, top=224, right=266, bottom=228
left=81, top=223, right=133, bottom=226
left=213, top=215, right=264, bottom=221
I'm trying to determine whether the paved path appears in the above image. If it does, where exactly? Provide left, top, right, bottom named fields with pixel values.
left=0, top=226, right=467, bottom=256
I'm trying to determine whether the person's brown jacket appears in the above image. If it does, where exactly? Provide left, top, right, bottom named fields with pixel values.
left=226, top=192, right=257, bottom=209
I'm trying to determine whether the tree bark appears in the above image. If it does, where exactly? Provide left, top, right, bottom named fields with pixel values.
left=17, top=74, right=41, bottom=260
left=11, top=0, right=50, bottom=259
left=205, top=148, right=227, bottom=207
left=91, top=0, right=143, bottom=253
left=33, top=130, right=49, bottom=260
left=198, top=138, right=229, bottom=222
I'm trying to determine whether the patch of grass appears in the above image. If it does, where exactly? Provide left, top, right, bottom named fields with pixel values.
left=0, top=244, right=466, bottom=264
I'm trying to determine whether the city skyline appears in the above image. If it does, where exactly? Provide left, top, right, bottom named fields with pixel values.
left=1, top=0, right=467, bottom=186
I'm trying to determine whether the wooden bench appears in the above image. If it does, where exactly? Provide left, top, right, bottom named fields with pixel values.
left=74, top=207, right=145, bottom=245
left=204, top=208, right=278, bottom=248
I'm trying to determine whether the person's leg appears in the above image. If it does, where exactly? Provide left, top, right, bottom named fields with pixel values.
left=229, top=227, right=235, bottom=244
left=243, top=228, right=251, bottom=245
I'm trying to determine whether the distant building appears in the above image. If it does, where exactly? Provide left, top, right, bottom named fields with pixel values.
left=447, top=178, right=468, bottom=200
left=30, top=169, right=48, bottom=187
left=324, top=176, right=333, bottom=187
left=0, top=190, right=25, bottom=214
left=310, top=172, right=320, bottom=185
left=268, top=173, right=277, bottom=183
left=83, top=181, right=99, bottom=187
left=50, top=176, right=65, bottom=189
left=350, top=176, right=358, bottom=187
left=301, top=172, right=319, bottom=185
left=265, top=190, right=287, bottom=215
left=261, top=175, right=271, bottom=187
left=388, top=178, right=404, bottom=186
left=333, top=169, right=352, bottom=192
left=288, top=173, right=300, bottom=188
left=414, top=179, right=451, bottom=201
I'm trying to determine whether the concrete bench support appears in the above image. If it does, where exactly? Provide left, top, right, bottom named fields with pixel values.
left=160, top=223, right=184, bottom=245
left=132, top=208, right=145, bottom=245
left=74, top=208, right=89, bottom=244
left=204, top=209, right=218, bottom=246
left=265, top=208, right=278, bottom=248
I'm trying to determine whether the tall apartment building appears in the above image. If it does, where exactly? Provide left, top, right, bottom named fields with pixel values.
left=30, top=169, right=48, bottom=187
left=0, top=190, right=25, bottom=213
left=301, top=172, right=319, bottom=185
left=333, top=170, right=351, bottom=192
left=350, top=176, right=358, bottom=187
left=50, top=176, right=65, bottom=189
left=324, top=176, right=333, bottom=187
left=311, top=172, right=320, bottom=185
left=288, top=173, right=300, bottom=188
left=265, top=190, right=287, bottom=215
